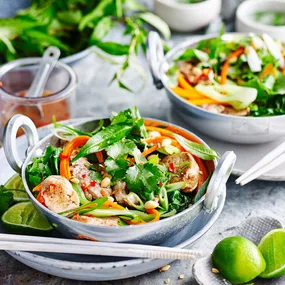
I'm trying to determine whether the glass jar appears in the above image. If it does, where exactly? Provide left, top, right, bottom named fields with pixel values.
left=0, top=58, right=77, bottom=136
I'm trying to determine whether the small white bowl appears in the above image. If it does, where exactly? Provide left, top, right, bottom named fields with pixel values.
left=154, top=0, right=222, bottom=32
left=236, top=0, right=285, bottom=41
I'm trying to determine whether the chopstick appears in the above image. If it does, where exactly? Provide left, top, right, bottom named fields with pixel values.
left=236, top=140, right=285, bottom=186
left=0, top=234, right=203, bottom=260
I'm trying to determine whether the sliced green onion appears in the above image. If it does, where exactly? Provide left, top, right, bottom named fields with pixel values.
left=72, top=183, right=89, bottom=205
left=159, top=187, right=168, bottom=211
left=160, top=209, right=177, bottom=218
left=126, top=192, right=145, bottom=211
left=166, top=182, right=186, bottom=192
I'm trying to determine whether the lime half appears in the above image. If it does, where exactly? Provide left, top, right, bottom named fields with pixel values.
left=212, top=236, right=266, bottom=284
left=2, top=202, right=53, bottom=234
left=4, top=174, right=25, bottom=190
left=258, top=228, right=285, bottom=279
left=4, top=174, right=29, bottom=202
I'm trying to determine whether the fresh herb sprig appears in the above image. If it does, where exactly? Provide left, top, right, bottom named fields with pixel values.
left=0, top=0, right=170, bottom=91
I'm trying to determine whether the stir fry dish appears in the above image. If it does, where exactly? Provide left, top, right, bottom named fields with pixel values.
left=26, top=107, right=217, bottom=226
left=169, top=32, right=285, bottom=117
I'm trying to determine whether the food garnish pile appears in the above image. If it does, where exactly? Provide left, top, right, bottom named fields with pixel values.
left=24, top=107, right=217, bottom=226
left=169, top=31, right=285, bottom=117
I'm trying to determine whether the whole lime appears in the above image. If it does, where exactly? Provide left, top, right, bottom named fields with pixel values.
left=212, top=236, right=266, bottom=284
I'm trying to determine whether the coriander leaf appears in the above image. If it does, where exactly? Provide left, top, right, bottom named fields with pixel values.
left=106, top=139, right=136, bottom=160
left=90, top=170, right=103, bottom=182
left=105, top=157, right=129, bottom=180
left=138, top=12, right=170, bottom=40
left=72, top=124, right=133, bottom=162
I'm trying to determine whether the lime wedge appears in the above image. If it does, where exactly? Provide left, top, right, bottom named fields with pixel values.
left=4, top=174, right=29, bottom=202
left=258, top=229, right=285, bottom=279
left=4, top=174, right=24, bottom=190
left=2, top=202, right=53, bottom=234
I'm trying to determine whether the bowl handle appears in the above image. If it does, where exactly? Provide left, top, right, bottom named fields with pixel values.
left=147, top=31, right=165, bottom=90
left=204, top=151, right=236, bottom=213
left=3, top=115, right=39, bottom=173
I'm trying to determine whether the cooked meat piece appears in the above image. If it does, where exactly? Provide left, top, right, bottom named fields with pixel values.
left=179, top=62, right=211, bottom=85
left=41, top=175, right=79, bottom=213
left=201, top=104, right=250, bottom=116
left=222, top=106, right=250, bottom=116
left=70, top=150, right=112, bottom=200
left=72, top=215, right=120, bottom=226
left=113, top=181, right=128, bottom=205
left=162, top=152, right=200, bottom=193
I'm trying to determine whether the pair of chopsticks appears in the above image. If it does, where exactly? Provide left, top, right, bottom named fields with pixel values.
left=236, top=140, right=285, bottom=186
left=0, top=234, right=203, bottom=260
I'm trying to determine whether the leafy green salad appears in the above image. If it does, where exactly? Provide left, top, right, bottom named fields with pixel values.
left=169, top=31, right=285, bottom=117
left=24, top=107, right=217, bottom=226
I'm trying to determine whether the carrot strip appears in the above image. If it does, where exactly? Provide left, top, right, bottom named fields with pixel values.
left=221, top=46, right=245, bottom=84
left=142, top=145, right=158, bottom=157
left=102, top=201, right=126, bottom=210
left=260, top=63, right=275, bottom=80
left=146, top=209, right=160, bottom=222
left=33, top=183, right=42, bottom=192
left=36, top=191, right=45, bottom=204
left=177, top=74, right=205, bottom=96
left=124, top=219, right=147, bottom=225
left=95, top=151, right=104, bottom=163
left=60, top=135, right=90, bottom=179
left=171, top=87, right=207, bottom=100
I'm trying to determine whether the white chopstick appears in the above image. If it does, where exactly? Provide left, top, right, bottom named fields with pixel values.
left=0, top=234, right=203, bottom=260
left=236, top=140, right=285, bottom=186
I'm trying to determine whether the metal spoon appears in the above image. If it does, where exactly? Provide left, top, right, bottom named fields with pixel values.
left=193, top=216, right=284, bottom=285
left=25, top=46, right=60, bottom=98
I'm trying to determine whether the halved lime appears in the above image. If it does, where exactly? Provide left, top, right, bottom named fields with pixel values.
left=4, top=174, right=29, bottom=202
left=212, top=236, right=266, bottom=284
left=2, top=202, right=53, bottom=234
left=4, top=174, right=24, bottom=190
left=258, top=229, right=285, bottom=279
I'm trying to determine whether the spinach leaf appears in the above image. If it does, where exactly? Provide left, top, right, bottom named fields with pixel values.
left=26, top=146, right=62, bottom=188
left=168, top=190, right=192, bottom=213
left=172, top=133, right=219, bottom=160
left=72, top=124, right=133, bottom=162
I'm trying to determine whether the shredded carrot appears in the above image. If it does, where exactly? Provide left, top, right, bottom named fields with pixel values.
left=171, top=86, right=207, bottom=100
left=221, top=46, right=245, bottom=84
left=60, top=135, right=90, bottom=179
left=102, top=201, right=126, bottom=210
left=260, top=63, right=275, bottom=80
left=124, top=219, right=147, bottom=225
left=146, top=208, right=160, bottom=222
left=33, top=183, right=42, bottom=192
left=177, top=74, right=205, bottom=96
left=95, top=151, right=104, bottom=163
left=142, top=145, right=158, bottom=157
left=36, top=191, right=45, bottom=204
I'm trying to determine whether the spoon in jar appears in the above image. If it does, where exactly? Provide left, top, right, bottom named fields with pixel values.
left=24, top=46, right=60, bottom=118
left=25, top=46, right=60, bottom=98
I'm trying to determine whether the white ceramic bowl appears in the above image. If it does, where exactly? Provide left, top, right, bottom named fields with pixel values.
left=154, top=0, right=222, bottom=32
left=236, top=0, right=285, bottom=41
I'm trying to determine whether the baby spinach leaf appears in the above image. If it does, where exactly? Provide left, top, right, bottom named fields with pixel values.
left=168, top=190, right=192, bottom=213
left=172, top=134, right=219, bottom=160
left=72, top=124, right=132, bottom=162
